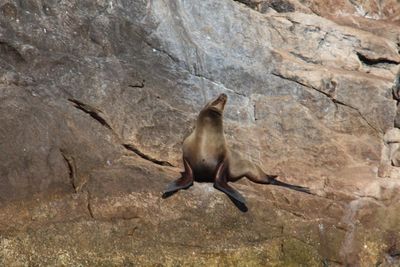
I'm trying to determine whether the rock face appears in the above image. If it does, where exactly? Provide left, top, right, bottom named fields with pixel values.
left=0, top=0, right=399, bottom=265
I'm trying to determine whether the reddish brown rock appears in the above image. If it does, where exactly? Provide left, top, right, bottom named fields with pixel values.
left=0, top=0, right=399, bottom=265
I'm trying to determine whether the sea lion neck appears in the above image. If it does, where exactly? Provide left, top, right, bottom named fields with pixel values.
left=194, top=93, right=227, bottom=134
left=195, top=108, right=224, bottom=134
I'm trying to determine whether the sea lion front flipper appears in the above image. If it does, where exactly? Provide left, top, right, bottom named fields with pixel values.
left=214, top=182, right=248, bottom=211
left=162, top=158, right=194, bottom=199
left=214, top=160, right=248, bottom=212
left=162, top=175, right=193, bottom=198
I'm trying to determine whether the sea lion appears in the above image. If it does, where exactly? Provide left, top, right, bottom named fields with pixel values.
left=162, top=93, right=310, bottom=212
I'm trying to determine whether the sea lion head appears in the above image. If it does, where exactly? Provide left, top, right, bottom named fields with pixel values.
left=196, top=93, right=227, bottom=130
left=201, top=93, right=227, bottom=116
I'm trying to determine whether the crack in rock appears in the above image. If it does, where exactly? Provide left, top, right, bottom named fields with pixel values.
left=128, top=80, right=145, bottom=88
left=142, top=39, right=180, bottom=65
left=332, top=99, right=381, bottom=134
left=289, top=51, right=322, bottom=65
left=68, top=98, right=112, bottom=130
left=233, top=0, right=261, bottom=9
left=253, top=104, right=258, bottom=121
left=142, top=38, right=247, bottom=98
left=393, top=69, right=400, bottom=101
left=60, top=149, right=77, bottom=193
left=67, top=98, right=175, bottom=168
left=86, top=190, right=94, bottom=219
left=122, top=144, right=173, bottom=167
left=271, top=72, right=381, bottom=134
left=356, top=52, right=400, bottom=66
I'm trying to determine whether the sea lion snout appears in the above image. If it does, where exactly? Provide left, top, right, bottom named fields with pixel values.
left=211, top=93, right=227, bottom=107
left=215, top=94, right=227, bottom=106
left=208, top=94, right=227, bottom=113
left=218, top=93, right=227, bottom=101
left=200, top=93, right=228, bottom=115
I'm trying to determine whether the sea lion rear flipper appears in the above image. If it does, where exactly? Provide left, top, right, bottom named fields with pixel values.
left=246, top=171, right=312, bottom=195
left=162, top=157, right=194, bottom=199
left=269, top=177, right=312, bottom=194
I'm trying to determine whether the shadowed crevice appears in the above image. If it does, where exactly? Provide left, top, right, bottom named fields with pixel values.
left=122, top=144, right=174, bottom=167
left=86, top=190, right=94, bottom=219
left=392, top=70, right=400, bottom=101
left=233, top=0, right=260, bottom=9
left=128, top=80, right=145, bottom=88
left=60, top=149, right=77, bottom=193
left=233, top=0, right=295, bottom=13
left=68, top=98, right=112, bottom=130
left=67, top=98, right=174, bottom=168
left=356, top=52, right=399, bottom=66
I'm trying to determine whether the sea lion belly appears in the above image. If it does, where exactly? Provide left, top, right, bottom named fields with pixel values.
left=183, top=133, right=225, bottom=182
left=191, top=157, right=219, bottom=182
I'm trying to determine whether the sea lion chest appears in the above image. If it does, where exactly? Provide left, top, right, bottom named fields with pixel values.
left=183, top=129, right=226, bottom=182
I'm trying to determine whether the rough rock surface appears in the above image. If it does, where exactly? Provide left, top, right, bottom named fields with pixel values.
left=0, top=0, right=400, bottom=265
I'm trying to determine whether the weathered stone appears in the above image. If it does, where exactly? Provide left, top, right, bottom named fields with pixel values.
left=0, top=0, right=399, bottom=265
